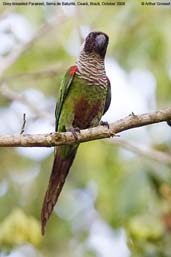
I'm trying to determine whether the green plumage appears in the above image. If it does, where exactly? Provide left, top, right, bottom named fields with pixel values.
left=58, top=74, right=107, bottom=130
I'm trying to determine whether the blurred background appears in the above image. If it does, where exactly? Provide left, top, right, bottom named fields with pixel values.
left=0, top=0, right=171, bottom=256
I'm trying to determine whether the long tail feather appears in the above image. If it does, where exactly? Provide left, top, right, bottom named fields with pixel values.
left=41, top=146, right=77, bottom=235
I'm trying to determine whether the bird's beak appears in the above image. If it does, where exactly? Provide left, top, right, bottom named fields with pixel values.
left=95, top=34, right=107, bottom=50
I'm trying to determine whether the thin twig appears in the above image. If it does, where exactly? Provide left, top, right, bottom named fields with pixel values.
left=20, top=113, right=26, bottom=134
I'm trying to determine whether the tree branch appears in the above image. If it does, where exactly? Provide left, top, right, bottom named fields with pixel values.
left=0, top=82, right=53, bottom=121
left=0, top=10, right=67, bottom=78
left=1, top=64, right=65, bottom=82
left=109, top=137, right=171, bottom=165
left=0, top=22, right=50, bottom=77
left=0, top=106, right=170, bottom=147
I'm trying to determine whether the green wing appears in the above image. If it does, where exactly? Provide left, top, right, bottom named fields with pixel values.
left=55, top=66, right=77, bottom=131
left=103, top=77, right=111, bottom=115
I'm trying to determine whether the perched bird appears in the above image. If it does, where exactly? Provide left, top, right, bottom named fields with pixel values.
left=41, top=31, right=111, bottom=235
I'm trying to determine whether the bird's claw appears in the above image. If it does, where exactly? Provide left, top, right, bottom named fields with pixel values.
left=67, top=127, right=80, bottom=140
left=167, top=120, right=171, bottom=127
left=100, top=120, right=110, bottom=129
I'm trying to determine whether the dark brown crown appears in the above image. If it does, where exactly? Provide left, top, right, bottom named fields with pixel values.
left=84, top=31, right=109, bottom=58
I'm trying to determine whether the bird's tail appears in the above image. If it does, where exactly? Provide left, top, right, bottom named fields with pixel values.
left=41, top=145, right=78, bottom=235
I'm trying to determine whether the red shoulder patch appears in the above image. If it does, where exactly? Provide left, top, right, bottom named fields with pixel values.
left=69, top=65, right=77, bottom=76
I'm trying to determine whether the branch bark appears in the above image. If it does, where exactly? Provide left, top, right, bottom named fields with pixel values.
left=0, top=106, right=170, bottom=147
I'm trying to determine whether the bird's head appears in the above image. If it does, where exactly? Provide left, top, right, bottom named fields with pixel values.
left=83, top=31, right=109, bottom=59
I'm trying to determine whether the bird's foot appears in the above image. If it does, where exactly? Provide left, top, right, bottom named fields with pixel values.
left=100, top=120, right=110, bottom=129
left=167, top=120, right=171, bottom=126
left=67, top=127, right=80, bottom=140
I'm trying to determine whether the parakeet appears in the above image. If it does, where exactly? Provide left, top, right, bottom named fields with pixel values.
left=41, top=31, right=111, bottom=235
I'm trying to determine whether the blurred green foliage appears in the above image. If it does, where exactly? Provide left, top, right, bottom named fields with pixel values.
left=0, top=209, right=41, bottom=247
